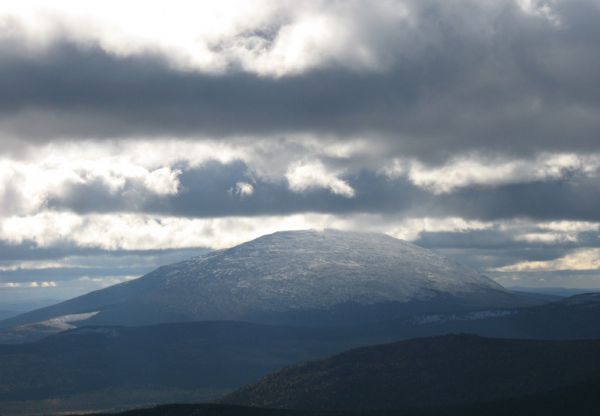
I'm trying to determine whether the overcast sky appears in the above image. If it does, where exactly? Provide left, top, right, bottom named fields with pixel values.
left=1, top=0, right=600, bottom=304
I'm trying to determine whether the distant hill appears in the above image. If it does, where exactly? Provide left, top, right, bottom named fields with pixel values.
left=508, top=286, right=600, bottom=297
left=508, top=290, right=562, bottom=302
left=369, top=291, right=600, bottom=340
left=223, top=334, right=600, bottom=411
left=0, top=230, right=537, bottom=343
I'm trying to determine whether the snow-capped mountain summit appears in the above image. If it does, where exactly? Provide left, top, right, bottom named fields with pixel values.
left=168, top=229, right=507, bottom=309
left=1, top=230, right=531, bottom=340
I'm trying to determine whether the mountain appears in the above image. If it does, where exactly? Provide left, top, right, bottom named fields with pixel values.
left=508, top=290, right=562, bottom=302
left=554, top=292, right=600, bottom=307
left=0, top=230, right=534, bottom=342
left=223, top=334, right=600, bottom=411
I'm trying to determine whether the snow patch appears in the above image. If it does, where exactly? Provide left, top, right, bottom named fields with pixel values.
left=19, top=311, right=99, bottom=332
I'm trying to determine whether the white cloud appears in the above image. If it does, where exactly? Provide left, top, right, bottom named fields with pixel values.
left=0, top=144, right=184, bottom=216
left=230, top=182, right=254, bottom=198
left=142, top=167, right=181, bottom=195
left=500, top=219, right=600, bottom=247
left=493, top=248, right=600, bottom=272
left=286, top=161, right=355, bottom=198
left=0, top=0, right=411, bottom=76
left=0, top=280, right=57, bottom=288
left=7, top=0, right=565, bottom=77
left=0, top=211, right=335, bottom=250
left=385, top=153, right=600, bottom=194
left=0, top=137, right=377, bottom=216
left=0, top=1, right=275, bottom=71
left=516, top=0, right=561, bottom=25
left=0, top=261, right=75, bottom=272
left=0, top=211, right=505, bottom=251
left=538, top=221, right=600, bottom=233
left=515, top=232, right=578, bottom=244
left=386, top=217, right=492, bottom=241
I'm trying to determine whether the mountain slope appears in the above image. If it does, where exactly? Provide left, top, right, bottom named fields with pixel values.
left=0, top=230, right=533, bottom=342
left=223, top=334, right=600, bottom=411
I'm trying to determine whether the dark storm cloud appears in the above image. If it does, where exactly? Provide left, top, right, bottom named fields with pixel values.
left=438, top=176, right=600, bottom=222
left=415, top=229, right=595, bottom=270
left=0, top=41, right=422, bottom=140
left=1, top=0, right=600, bottom=160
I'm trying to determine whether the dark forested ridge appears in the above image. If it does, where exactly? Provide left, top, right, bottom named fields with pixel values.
left=223, top=334, right=600, bottom=410
left=83, top=375, right=600, bottom=416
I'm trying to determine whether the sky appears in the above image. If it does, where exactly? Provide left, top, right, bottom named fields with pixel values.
left=1, top=0, right=600, bottom=304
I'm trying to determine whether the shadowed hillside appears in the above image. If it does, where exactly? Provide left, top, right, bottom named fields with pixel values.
left=224, top=334, right=600, bottom=410
left=83, top=375, right=600, bottom=416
